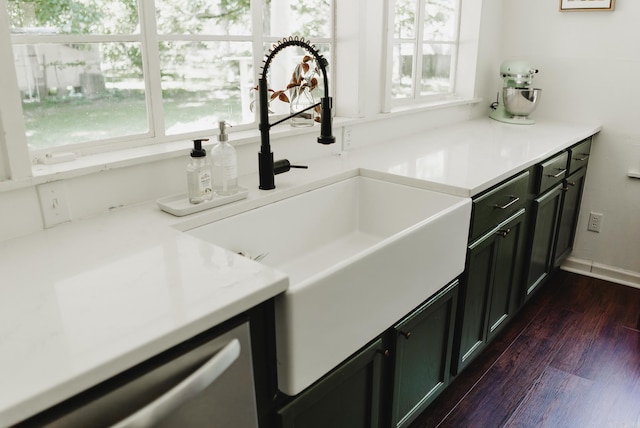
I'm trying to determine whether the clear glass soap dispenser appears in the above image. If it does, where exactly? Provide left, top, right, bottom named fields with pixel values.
left=187, top=138, right=213, bottom=204
left=212, top=121, right=239, bottom=195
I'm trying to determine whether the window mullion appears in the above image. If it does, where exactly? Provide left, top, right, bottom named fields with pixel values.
left=252, top=0, right=264, bottom=125
left=414, top=0, right=425, bottom=100
left=381, top=0, right=395, bottom=113
left=139, top=0, right=165, bottom=140
left=11, top=34, right=140, bottom=44
left=449, top=0, right=462, bottom=94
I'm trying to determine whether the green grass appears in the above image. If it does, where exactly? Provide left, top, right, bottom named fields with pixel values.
left=23, top=89, right=244, bottom=151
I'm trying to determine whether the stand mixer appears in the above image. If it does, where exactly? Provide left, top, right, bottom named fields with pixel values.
left=489, top=60, right=541, bottom=124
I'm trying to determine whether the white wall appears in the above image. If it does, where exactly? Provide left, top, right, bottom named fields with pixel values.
left=501, top=1, right=640, bottom=284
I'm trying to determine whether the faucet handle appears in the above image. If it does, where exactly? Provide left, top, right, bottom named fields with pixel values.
left=274, top=159, right=308, bottom=175
left=317, top=97, right=335, bottom=145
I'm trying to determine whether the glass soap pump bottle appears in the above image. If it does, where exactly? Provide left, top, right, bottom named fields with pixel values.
left=212, top=121, right=239, bottom=195
left=187, top=138, right=213, bottom=204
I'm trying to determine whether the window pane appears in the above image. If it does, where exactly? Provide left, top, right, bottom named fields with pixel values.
left=263, top=0, right=331, bottom=38
left=159, top=41, right=253, bottom=135
left=260, top=43, right=330, bottom=116
left=14, top=42, right=148, bottom=150
left=156, top=0, right=251, bottom=35
left=391, top=43, right=414, bottom=99
left=423, top=0, right=457, bottom=41
left=394, top=0, right=417, bottom=39
left=420, top=43, right=452, bottom=95
left=7, top=0, right=139, bottom=34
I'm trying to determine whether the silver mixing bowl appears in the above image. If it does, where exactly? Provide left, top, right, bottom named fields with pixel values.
left=503, top=87, right=541, bottom=117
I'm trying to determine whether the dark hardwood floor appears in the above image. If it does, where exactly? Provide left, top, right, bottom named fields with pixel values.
left=410, top=270, right=640, bottom=428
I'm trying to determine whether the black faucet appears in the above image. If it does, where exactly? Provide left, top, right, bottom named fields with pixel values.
left=258, top=36, right=335, bottom=190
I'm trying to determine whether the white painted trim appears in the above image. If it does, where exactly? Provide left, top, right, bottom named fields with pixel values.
left=381, top=0, right=394, bottom=113
left=562, top=256, right=640, bottom=289
left=140, top=0, right=164, bottom=141
left=0, top=3, right=32, bottom=180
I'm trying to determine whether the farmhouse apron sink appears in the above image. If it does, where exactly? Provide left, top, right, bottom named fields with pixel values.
left=187, top=171, right=471, bottom=395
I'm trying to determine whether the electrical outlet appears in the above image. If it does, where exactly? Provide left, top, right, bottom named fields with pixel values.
left=37, top=181, right=72, bottom=228
left=587, top=212, right=603, bottom=233
left=343, top=126, right=352, bottom=150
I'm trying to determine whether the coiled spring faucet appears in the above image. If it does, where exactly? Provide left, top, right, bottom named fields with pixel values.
left=258, top=36, right=335, bottom=190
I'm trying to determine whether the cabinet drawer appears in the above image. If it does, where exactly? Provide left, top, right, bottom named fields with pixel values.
left=568, top=137, right=592, bottom=174
left=536, top=151, right=568, bottom=194
left=470, top=171, right=529, bottom=241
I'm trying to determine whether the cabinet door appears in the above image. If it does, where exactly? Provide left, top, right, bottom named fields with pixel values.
left=278, top=338, right=384, bottom=428
left=553, top=167, right=587, bottom=268
left=524, top=183, right=563, bottom=300
left=486, top=209, right=527, bottom=342
left=391, top=281, right=458, bottom=428
left=454, top=209, right=526, bottom=375
left=455, top=231, right=495, bottom=374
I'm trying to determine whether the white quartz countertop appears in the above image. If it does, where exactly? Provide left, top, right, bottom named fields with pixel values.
left=0, top=117, right=600, bottom=426
left=339, top=118, right=601, bottom=198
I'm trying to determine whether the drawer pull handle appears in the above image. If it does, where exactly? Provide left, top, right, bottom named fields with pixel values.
left=547, top=168, right=567, bottom=178
left=494, top=196, right=519, bottom=210
left=574, top=154, right=589, bottom=161
left=378, top=349, right=390, bottom=357
left=496, top=228, right=511, bottom=238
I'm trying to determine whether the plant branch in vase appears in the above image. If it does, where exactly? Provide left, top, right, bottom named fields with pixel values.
left=252, top=55, right=321, bottom=127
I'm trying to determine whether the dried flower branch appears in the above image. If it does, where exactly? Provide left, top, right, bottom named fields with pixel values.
left=251, top=55, right=321, bottom=121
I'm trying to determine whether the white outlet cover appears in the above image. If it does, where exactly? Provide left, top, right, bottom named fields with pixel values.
left=37, top=181, right=72, bottom=228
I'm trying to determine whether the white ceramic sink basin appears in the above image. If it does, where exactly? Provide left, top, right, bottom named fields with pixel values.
left=187, top=172, right=471, bottom=395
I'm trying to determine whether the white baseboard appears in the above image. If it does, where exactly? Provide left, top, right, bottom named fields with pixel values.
left=561, top=257, right=640, bottom=289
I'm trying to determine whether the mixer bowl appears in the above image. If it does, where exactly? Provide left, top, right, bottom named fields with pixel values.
left=503, top=87, right=541, bottom=117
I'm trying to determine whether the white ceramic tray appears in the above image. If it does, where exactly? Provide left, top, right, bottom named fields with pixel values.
left=157, top=187, right=249, bottom=216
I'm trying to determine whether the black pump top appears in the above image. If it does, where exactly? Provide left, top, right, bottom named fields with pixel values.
left=191, top=139, right=209, bottom=158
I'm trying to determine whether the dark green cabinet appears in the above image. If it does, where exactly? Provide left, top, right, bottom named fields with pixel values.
left=523, top=136, right=591, bottom=300
left=454, top=208, right=527, bottom=374
left=486, top=209, right=528, bottom=341
left=278, top=338, right=385, bottom=428
left=553, top=137, right=591, bottom=269
left=553, top=167, right=587, bottom=268
left=524, top=183, right=564, bottom=299
left=390, top=280, right=458, bottom=428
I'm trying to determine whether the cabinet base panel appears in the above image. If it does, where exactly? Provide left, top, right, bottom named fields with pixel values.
left=561, top=257, right=640, bottom=289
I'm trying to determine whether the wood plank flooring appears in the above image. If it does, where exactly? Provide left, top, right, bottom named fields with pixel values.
left=410, top=271, right=640, bottom=428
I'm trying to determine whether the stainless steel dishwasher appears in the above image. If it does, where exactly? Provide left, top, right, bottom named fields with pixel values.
left=39, top=321, right=259, bottom=428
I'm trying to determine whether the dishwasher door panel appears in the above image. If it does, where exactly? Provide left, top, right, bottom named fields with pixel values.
left=41, top=322, right=258, bottom=428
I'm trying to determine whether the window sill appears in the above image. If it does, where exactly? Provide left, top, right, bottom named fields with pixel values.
left=386, top=96, right=482, bottom=117
left=0, top=96, right=481, bottom=194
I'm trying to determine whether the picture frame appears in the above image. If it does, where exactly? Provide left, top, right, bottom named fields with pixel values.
left=560, top=0, right=615, bottom=11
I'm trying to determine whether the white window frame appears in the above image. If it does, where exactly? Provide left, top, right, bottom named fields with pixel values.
left=383, top=0, right=462, bottom=111
left=0, top=0, right=335, bottom=174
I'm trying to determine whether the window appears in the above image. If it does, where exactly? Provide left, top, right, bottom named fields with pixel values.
left=387, top=0, right=460, bottom=106
left=3, top=0, right=333, bottom=157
